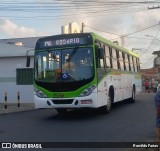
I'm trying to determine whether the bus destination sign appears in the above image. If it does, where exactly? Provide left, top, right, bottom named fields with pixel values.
left=44, top=38, right=81, bottom=47
left=38, top=37, right=89, bottom=49
left=35, top=34, right=93, bottom=50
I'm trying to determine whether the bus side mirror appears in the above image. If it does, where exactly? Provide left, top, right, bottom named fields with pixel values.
left=26, top=56, right=30, bottom=67
left=98, top=47, right=104, bottom=59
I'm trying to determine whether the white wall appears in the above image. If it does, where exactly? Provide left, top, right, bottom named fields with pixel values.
left=0, top=56, right=34, bottom=103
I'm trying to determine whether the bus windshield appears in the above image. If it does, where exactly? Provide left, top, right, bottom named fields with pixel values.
left=35, top=47, right=94, bottom=83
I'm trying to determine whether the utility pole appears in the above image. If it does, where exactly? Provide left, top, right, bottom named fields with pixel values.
left=81, top=22, right=85, bottom=33
left=148, top=5, right=160, bottom=10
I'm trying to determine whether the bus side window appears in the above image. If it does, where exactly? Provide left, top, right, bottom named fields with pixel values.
left=96, top=46, right=105, bottom=68
left=133, top=57, right=137, bottom=72
left=112, top=48, right=118, bottom=69
left=109, top=47, right=113, bottom=68
left=130, top=56, right=134, bottom=72
left=128, top=54, right=131, bottom=71
left=125, top=53, right=129, bottom=71
left=122, top=52, right=126, bottom=70
left=116, top=50, right=120, bottom=70
left=119, top=51, right=124, bottom=70
left=136, top=58, right=140, bottom=72
left=105, top=45, right=111, bottom=68
left=139, top=59, right=141, bottom=71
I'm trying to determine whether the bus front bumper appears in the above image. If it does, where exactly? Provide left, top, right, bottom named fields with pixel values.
left=34, top=95, right=97, bottom=109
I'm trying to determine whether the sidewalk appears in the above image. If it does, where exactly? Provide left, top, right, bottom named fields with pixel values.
left=0, top=103, right=35, bottom=114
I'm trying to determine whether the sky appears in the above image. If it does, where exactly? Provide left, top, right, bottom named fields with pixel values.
left=0, top=0, right=160, bottom=69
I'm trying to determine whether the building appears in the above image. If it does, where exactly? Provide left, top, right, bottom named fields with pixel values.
left=0, top=37, right=40, bottom=48
left=141, top=50, right=160, bottom=84
left=153, top=50, right=160, bottom=68
left=141, top=68, right=160, bottom=83
left=0, top=42, right=34, bottom=103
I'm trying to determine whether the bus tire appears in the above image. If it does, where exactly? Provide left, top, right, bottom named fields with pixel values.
left=129, top=85, right=136, bottom=103
left=100, top=86, right=114, bottom=114
left=56, top=108, right=67, bottom=114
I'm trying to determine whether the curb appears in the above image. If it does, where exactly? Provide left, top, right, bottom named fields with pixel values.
left=0, top=103, right=35, bottom=114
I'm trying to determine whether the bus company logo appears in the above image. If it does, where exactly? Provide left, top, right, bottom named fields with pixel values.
left=53, top=93, right=64, bottom=98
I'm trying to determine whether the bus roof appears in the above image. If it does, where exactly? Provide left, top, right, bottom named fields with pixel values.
left=91, top=32, right=140, bottom=58
left=35, top=32, right=139, bottom=58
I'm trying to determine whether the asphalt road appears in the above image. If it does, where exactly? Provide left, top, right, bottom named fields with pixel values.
left=0, top=92, right=157, bottom=151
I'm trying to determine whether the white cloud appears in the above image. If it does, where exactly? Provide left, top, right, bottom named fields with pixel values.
left=129, top=10, right=160, bottom=68
left=1, top=0, right=159, bottom=68
left=57, top=6, right=128, bottom=46
left=0, top=19, right=48, bottom=38
left=132, top=10, right=160, bottom=31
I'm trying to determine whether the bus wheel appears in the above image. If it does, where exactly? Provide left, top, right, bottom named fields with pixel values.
left=101, top=86, right=114, bottom=114
left=100, top=96, right=112, bottom=114
left=56, top=108, right=67, bottom=114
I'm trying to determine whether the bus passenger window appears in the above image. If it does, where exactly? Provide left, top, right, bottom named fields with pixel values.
left=132, top=57, right=135, bottom=72
left=96, top=46, right=105, bottom=68
left=133, top=57, right=137, bottom=72
left=128, top=55, right=131, bottom=71
left=125, top=53, right=129, bottom=71
left=105, top=45, right=111, bottom=68
left=136, top=58, right=140, bottom=72
left=116, top=50, right=120, bottom=69
left=122, top=52, right=126, bottom=70
left=100, top=59, right=104, bottom=68
left=112, top=48, right=118, bottom=69
left=119, top=51, right=124, bottom=70
left=130, top=56, right=134, bottom=72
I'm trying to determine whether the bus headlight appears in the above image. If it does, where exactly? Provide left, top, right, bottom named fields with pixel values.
left=34, top=88, right=47, bottom=98
left=79, top=84, right=96, bottom=97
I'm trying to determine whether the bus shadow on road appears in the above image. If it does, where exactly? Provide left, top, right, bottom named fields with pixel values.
left=45, top=108, right=104, bottom=121
left=112, top=99, right=135, bottom=110
left=43, top=99, right=134, bottom=121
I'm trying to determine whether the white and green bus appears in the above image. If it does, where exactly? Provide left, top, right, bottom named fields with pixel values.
left=33, top=32, right=142, bottom=114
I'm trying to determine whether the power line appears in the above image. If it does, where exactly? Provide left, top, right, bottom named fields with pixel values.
left=125, top=36, right=154, bottom=40
left=1, top=0, right=154, bottom=21
left=110, top=23, right=160, bottom=41
left=140, top=29, right=160, bottom=57
left=1, top=0, right=160, bottom=4
left=84, top=25, right=121, bottom=36
left=0, top=6, right=147, bottom=20
left=0, top=3, right=144, bottom=13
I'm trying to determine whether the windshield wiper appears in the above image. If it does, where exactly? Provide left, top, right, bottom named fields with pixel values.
left=66, top=46, right=79, bottom=62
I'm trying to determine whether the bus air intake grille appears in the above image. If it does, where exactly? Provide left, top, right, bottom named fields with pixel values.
left=52, top=99, right=74, bottom=104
